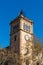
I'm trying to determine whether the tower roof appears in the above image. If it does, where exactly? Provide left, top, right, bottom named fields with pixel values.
left=10, top=11, right=33, bottom=25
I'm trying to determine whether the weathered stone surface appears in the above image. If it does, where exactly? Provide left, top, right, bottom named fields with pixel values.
left=0, top=11, right=43, bottom=65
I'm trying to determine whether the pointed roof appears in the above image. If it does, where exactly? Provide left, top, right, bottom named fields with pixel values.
left=19, top=10, right=24, bottom=17
left=10, top=11, right=33, bottom=25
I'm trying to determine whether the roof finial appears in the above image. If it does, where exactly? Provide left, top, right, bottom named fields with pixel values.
left=19, top=10, right=24, bottom=17
left=20, top=10, right=23, bottom=15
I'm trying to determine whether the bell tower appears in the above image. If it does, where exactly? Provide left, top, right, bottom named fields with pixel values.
left=10, top=11, right=33, bottom=65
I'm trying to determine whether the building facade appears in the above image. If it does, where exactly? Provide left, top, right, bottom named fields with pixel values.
left=0, top=11, right=43, bottom=65
left=10, top=11, right=33, bottom=65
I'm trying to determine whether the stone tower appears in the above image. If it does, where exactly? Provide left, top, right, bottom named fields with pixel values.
left=10, top=11, right=33, bottom=65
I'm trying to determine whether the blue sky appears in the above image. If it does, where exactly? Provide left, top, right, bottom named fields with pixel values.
left=0, top=0, right=43, bottom=48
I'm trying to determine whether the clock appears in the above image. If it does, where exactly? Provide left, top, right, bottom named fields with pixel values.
left=24, top=35, right=29, bottom=41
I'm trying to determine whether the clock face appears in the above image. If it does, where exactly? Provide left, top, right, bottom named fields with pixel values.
left=25, top=35, right=29, bottom=41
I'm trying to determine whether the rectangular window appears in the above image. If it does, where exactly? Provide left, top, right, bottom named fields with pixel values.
left=13, top=24, right=19, bottom=32
left=14, top=35, right=17, bottom=41
left=23, top=23, right=30, bottom=32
